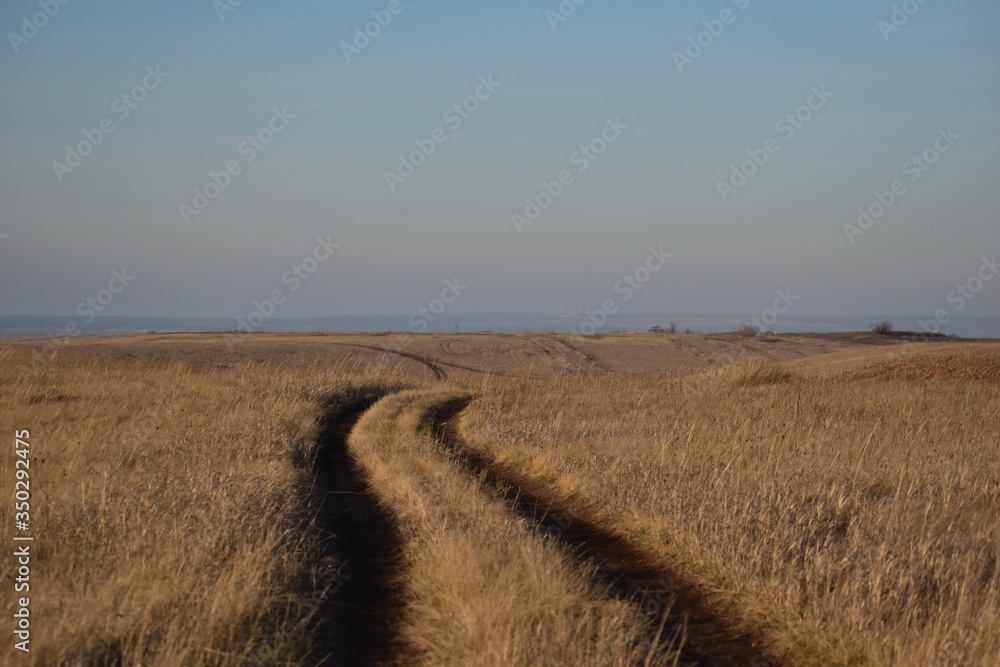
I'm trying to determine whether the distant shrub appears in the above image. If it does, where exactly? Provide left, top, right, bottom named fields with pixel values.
left=738, top=324, right=760, bottom=337
left=871, top=321, right=895, bottom=335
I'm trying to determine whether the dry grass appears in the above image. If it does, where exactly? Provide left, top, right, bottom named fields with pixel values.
left=3, top=334, right=997, bottom=665
left=0, top=336, right=678, bottom=666
left=719, top=357, right=792, bottom=388
left=0, top=342, right=412, bottom=665
left=461, top=343, right=1000, bottom=666
left=348, top=389, right=678, bottom=666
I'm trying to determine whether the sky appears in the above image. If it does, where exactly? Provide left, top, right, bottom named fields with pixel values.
left=1, top=0, right=998, bottom=328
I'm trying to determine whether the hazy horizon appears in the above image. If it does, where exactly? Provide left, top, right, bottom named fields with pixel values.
left=2, top=1, right=998, bottom=334
left=3, top=313, right=999, bottom=341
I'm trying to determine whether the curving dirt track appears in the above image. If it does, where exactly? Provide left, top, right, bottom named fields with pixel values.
left=331, top=343, right=448, bottom=380
left=736, top=341, right=780, bottom=361
left=308, top=397, right=406, bottom=666
left=665, top=336, right=713, bottom=363
left=423, top=396, right=782, bottom=667
left=706, top=336, right=780, bottom=362
left=439, top=338, right=460, bottom=356
left=337, top=337, right=610, bottom=380
left=538, top=334, right=608, bottom=374
left=334, top=341, right=533, bottom=380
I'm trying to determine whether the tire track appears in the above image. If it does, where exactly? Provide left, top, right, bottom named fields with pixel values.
left=354, top=341, right=531, bottom=379
left=736, top=341, right=780, bottom=361
left=665, top=336, right=712, bottom=363
left=335, top=341, right=528, bottom=379
left=331, top=343, right=448, bottom=380
left=424, top=397, right=781, bottom=667
left=307, top=396, right=406, bottom=666
left=337, top=340, right=586, bottom=380
left=543, top=334, right=608, bottom=374
left=531, top=337, right=576, bottom=374
left=707, top=337, right=780, bottom=362
left=433, top=358, right=525, bottom=378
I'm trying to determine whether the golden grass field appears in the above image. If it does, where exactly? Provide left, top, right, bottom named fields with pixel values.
left=1, top=331, right=997, bottom=666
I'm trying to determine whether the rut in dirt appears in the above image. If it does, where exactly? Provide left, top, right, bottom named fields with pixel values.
left=332, top=342, right=448, bottom=380
left=425, top=397, right=782, bottom=667
left=306, top=398, right=405, bottom=667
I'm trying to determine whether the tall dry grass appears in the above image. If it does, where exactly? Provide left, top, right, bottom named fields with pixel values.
left=4, top=334, right=997, bottom=666
left=348, top=389, right=678, bottom=666
left=0, top=336, right=678, bottom=666
left=461, top=345, right=1000, bottom=666
left=0, top=342, right=412, bottom=665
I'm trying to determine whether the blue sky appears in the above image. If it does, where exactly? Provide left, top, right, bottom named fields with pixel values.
left=1, top=0, right=998, bottom=325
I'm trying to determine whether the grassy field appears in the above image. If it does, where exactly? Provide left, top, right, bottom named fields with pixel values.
left=1, top=332, right=997, bottom=665
left=460, top=345, right=1000, bottom=665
